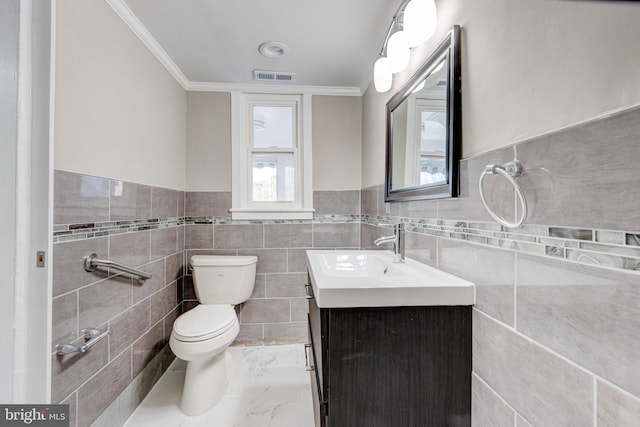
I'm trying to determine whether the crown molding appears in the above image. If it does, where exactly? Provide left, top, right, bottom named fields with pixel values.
left=106, top=0, right=190, bottom=90
left=107, top=0, right=365, bottom=96
left=187, top=81, right=363, bottom=96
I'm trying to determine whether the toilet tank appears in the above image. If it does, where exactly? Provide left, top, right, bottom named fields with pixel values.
left=190, top=255, right=258, bottom=304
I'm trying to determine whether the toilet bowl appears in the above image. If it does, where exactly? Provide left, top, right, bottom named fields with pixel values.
left=169, top=255, right=257, bottom=416
left=169, top=305, right=239, bottom=415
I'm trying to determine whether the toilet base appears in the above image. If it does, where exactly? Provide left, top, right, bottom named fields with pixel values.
left=180, top=350, right=234, bottom=416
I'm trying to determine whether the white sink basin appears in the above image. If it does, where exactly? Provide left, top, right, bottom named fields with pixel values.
left=306, top=250, right=475, bottom=308
left=315, top=252, right=407, bottom=278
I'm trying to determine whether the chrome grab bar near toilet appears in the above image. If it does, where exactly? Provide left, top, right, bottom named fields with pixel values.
left=56, top=328, right=109, bottom=356
left=83, top=253, right=152, bottom=284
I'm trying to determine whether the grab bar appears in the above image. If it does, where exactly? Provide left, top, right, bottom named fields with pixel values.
left=56, top=328, right=109, bottom=356
left=83, top=253, right=152, bottom=284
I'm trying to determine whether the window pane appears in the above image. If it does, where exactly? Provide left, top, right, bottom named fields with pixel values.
left=419, top=156, right=447, bottom=185
left=420, top=111, right=446, bottom=153
left=253, top=106, right=293, bottom=148
left=252, top=154, right=295, bottom=202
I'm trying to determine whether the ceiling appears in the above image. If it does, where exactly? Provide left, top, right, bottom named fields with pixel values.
left=114, top=0, right=405, bottom=93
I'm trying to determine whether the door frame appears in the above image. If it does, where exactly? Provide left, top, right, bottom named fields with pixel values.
left=1, top=0, right=54, bottom=403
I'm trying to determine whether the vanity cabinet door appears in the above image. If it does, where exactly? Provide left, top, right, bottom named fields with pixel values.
left=326, top=306, right=471, bottom=427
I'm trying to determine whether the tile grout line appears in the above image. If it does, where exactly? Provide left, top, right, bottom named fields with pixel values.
left=593, top=377, right=598, bottom=427
left=475, top=307, right=632, bottom=392
left=513, top=253, right=518, bottom=330
left=597, top=376, right=640, bottom=405
left=74, top=391, right=79, bottom=426
left=472, top=371, right=527, bottom=424
left=75, top=291, right=80, bottom=342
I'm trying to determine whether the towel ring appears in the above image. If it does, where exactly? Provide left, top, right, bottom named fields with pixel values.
left=479, top=160, right=528, bottom=228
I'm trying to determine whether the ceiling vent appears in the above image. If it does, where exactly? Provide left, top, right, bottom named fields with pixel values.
left=253, top=70, right=296, bottom=83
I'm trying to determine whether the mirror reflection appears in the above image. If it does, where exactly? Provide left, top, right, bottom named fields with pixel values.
left=390, top=59, right=448, bottom=191
left=385, top=25, right=461, bottom=202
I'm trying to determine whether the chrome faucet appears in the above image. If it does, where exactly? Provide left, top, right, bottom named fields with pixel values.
left=373, top=223, right=405, bottom=263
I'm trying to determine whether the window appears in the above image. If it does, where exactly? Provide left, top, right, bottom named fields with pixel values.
left=403, top=96, right=447, bottom=187
left=418, top=108, right=447, bottom=185
left=231, top=93, right=313, bottom=220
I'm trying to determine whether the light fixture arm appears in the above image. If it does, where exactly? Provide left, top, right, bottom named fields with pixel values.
left=378, top=0, right=412, bottom=56
left=374, top=0, right=438, bottom=93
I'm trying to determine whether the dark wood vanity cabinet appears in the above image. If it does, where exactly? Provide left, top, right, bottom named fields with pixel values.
left=306, top=289, right=472, bottom=427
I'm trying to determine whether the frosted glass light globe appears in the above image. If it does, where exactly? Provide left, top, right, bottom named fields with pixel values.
left=404, top=0, right=437, bottom=47
left=374, top=57, right=392, bottom=92
left=386, top=30, right=410, bottom=73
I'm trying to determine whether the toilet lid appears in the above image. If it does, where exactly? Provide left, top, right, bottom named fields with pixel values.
left=172, top=305, right=237, bottom=342
left=190, top=255, right=258, bottom=267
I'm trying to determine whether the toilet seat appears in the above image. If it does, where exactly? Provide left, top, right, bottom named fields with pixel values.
left=172, top=305, right=237, bottom=342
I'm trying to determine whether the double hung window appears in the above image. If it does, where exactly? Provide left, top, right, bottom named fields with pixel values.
left=231, top=93, right=313, bottom=219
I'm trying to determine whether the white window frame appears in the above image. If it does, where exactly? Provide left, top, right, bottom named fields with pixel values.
left=231, top=92, right=313, bottom=220
left=405, top=93, right=447, bottom=187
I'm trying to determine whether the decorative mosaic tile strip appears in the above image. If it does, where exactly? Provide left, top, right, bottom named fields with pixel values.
left=53, top=217, right=183, bottom=243
left=363, top=215, right=640, bottom=275
left=54, top=212, right=640, bottom=274
left=182, top=214, right=361, bottom=225
left=53, top=215, right=361, bottom=243
left=183, top=216, right=310, bottom=225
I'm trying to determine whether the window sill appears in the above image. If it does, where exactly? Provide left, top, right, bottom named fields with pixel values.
left=230, top=208, right=315, bottom=221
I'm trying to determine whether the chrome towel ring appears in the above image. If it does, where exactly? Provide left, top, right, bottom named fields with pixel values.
left=479, top=160, right=528, bottom=228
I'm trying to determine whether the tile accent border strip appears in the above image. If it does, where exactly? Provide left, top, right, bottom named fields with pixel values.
left=53, top=217, right=183, bottom=243
left=54, top=213, right=640, bottom=274
left=364, top=215, right=640, bottom=274
left=183, top=214, right=361, bottom=225
left=53, top=215, right=361, bottom=243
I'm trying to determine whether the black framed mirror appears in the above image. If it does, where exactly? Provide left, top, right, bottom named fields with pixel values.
left=385, top=25, right=461, bottom=202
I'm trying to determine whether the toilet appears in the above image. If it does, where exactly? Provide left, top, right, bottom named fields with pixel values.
left=169, top=255, right=258, bottom=416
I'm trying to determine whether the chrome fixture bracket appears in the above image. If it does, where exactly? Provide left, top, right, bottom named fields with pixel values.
left=83, top=253, right=151, bottom=284
left=479, top=160, right=528, bottom=228
left=378, top=0, right=412, bottom=56
left=56, top=328, right=109, bottom=356
left=487, top=160, right=523, bottom=178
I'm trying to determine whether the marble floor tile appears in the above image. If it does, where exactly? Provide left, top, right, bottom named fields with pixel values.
left=245, top=366, right=309, bottom=427
left=124, top=344, right=312, bottom=427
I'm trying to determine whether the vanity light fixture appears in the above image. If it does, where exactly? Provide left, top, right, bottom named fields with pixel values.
left=387, top=30, right=410, bottom=73
left=404, top=0, right=438, bottom=47
left=374, top=57, right=393, bottom=92
left=373, top=0, right=437, bottom=92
